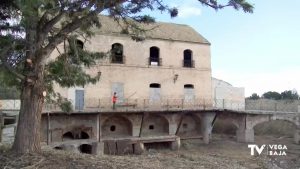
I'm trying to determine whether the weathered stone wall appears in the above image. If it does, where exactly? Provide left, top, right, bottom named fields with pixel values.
left=49, top=33, right=212, bottom=110
left=41, top=114, right=99, bottom=142
left=245, top=99, right=300, bottom=112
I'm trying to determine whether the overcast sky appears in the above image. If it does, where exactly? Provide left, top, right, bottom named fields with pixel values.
left=143, top=0, right=300, bottom=96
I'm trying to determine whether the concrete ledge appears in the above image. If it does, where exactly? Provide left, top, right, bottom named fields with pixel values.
left=102, top=135, right=180, bottom=155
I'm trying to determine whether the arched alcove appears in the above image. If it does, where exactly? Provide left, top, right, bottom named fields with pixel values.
left=177, top=114, right=201, bottom=137
left=102, top=116, right=132, bottom=138
left=141, top=115, right=169, bottom=136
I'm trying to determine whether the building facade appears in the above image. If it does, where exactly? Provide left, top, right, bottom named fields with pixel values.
left=50, top=15, right=213, bottom=111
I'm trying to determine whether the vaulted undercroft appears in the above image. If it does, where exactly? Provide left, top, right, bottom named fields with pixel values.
left=41, top=111, right=300, bottom=155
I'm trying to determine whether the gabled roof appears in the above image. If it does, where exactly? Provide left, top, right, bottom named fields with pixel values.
left=92, top=15, right=210, bottom=44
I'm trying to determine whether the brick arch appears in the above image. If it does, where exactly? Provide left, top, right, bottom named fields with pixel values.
left=211, top=114, right=240, bottom=135
left=251, top=116, right=298, bottom=130
left=101, top=115, right=132, bottom=138
left=141, top=114, right=169, bottom=136
left=177, top=113, right=201, bottom=137
left=215, top=114, right=240, bottom=129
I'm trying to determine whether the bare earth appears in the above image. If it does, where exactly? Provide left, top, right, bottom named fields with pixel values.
left=0, top=134, right=299, bottom=169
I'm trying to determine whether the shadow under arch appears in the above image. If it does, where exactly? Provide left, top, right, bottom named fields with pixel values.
left=212, top=115, right=239, bottom=136
left=254, top=119, right=297, bottom=137
left=177, top=113, right=201, bottom=138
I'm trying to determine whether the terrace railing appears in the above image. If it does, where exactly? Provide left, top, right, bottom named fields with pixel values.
left=1, top=98, right=300, bottom=113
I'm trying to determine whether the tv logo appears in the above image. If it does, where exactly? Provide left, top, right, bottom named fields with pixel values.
left=248, top=144, right=287, bottom=156
left=248, top=144, right=266, bottom=155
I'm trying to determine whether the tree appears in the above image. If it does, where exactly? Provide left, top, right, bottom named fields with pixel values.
left=248, top=93, right=260, bottom=100
left=262, top=91, right=282, bottom=100
left=281, top=90, right=299, bottom=100
left=0, top=0, right=254, bottom=154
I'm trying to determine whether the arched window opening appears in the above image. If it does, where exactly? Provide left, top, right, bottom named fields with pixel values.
left=183, top=49, right=194, bottom=68
left=80, top=131, right=90, bottom=139
left=76, top=40, right=84, bottom=49
left=149, top=46, right=161, bottom=66
left=150, top=83, right=161, bottom=88
left=184, top=84, right=194, bottom=89
left=62, top=132, right=74, bottom=140
left=111, top=43, right=124, bottom=64
left=79, top=144, right=92, bottom=154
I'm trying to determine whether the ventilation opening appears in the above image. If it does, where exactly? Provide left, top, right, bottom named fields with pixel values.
left=54, top=146, right=63, bottom=150
left=149, top=125, right=154, bottom=130
left=184, top=84, right=194, bottom=89
left=149, top=83, right=161, bottom=88
left=4, top=118, right=16, bottom=125
left=79, top=144, right=92, bottom=154
left=182, top=123, right=188, bottom=129
left=144, top=142, right=171, bottom=150
left=63, top=132, right=74, bottom=140
left=110, top=125, right=116, bottom=132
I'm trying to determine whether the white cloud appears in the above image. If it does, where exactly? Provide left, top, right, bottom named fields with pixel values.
left=178, top=6, right=202, bottom=18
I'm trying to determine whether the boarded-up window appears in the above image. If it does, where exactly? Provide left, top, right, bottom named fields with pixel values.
left=184, top=84, right=195, bottom=102
left=149, top=83, right=161, bottom=102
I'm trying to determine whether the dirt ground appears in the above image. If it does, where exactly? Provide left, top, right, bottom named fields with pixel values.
left=0, top=134, right=299, bottom=169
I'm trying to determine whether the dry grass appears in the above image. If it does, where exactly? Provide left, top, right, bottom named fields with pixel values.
left=1, top=135, right=299, bottom=169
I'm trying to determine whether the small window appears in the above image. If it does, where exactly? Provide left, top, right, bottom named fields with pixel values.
left=182, top=123, right=188, bottom=129
left=183, top=49, right=194, bottom=68
left=110, top=125, right=116, bottom=131
left=184, top=84, right=194, bottom=89
left=150, top=83, right=161, bottom=88
left=149, top=125, right=154, bottom=130
left=111, top=43, right=124, bottom=64
left=149, top=46, right=161, bottom=66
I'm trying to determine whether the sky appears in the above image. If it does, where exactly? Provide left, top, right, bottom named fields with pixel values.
left=142, top=0, right=300, bottom=97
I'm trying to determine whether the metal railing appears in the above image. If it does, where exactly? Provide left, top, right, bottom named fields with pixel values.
left=111, top=55, right=125, bottom=64
left=1, top=98, right=300, bottom=114
left=183, top=60, right=195, bottom=68
left=148, top=57, right=162, bottom=66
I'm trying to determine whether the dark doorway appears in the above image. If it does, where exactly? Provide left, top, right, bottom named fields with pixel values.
left=79, top=144, right=92, bottom=154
